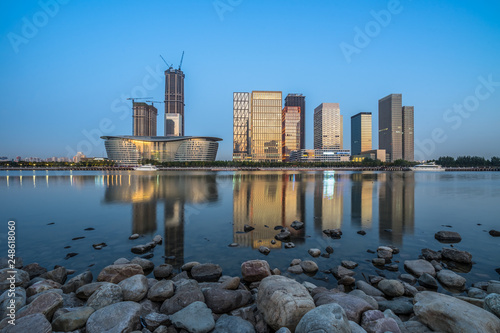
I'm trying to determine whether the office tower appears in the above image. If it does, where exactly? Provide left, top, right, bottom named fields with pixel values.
left=314, top=103, right=343, bottom=149
left=251, top=91, right=282, bottom=162
left=165, top=113, right=182, bottom=137
left=402, top=106, right=414, bottom=161
left=164, top=67, right=185, bottom=136
left=133, top=102, right=157, bottom=136
left=351, top=112, right=372, bottom=156
left=285, top=94, right=306, bottom=149
left=233, top=92, right=250, bottom=160
left=282, top=106, right=301, bottom=161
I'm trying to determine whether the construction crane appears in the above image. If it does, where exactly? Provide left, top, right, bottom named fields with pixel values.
left=160, top=55, right=172, bottom=69
left=126, top=97, right=153, bottom=104
left=145, top=100, right=164, bottom=107
left=178, top=51, right=184, bottom=70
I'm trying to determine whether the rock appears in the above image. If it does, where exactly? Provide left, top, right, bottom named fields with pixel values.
left=26, top=279, right=61, bottom=297
left=331, top=265, right=355, bottom=279
left=484, top=293, right=500, bottom=318
left=97, top=264, right=144, bottom=283
left=302, top=281, right=318, bottom=293
left=363, top=317, right=401, bottom=333
left=228, top=242, right=239, bottom=247
left=404, top=259, right=436, bottom=277
left=244, top=224, right=255, bottom=232
left=291, top=221, right=305, bottom=230
left=213, top=314, right=255, bottom=333
left=87, top=283, right=123, bottom=310
left=399, top=273, right=416, bottom=285
left=2, top=313, right=51, bottom=333
left=414, top=291, right=500, bottom=332
left=357, top=230, right=367, bottom=235
left=160, top=279, right=205, bottom=315
left=421, top=248, right=442, bottom=261
left=143, top=312, right=170, bottom=331
left=457, top=296, right=485, bottom=308
left=51, top=306, right=95, bottom=331
left=291, top=259, right=301, bottom=266
left=386, top=263, right=399, bottom=272
left=118, top=274, right=149, bottom=301
left=0, top=287, right=26, bottom=318
left=325, top=246, right=334, bottom=254
left=313, top=290, right=374, bottom=323
left=75, top=282, right=110, bottom=299
left=377, top=279, right=405, bottom=297
left=323, top=228, right=343, bottom=238
left=203, top=288, right=252, bottom=313
left=154, top=264, right=174, bottom=279
left=378, top=297, right=414, bottom=315
left=342, top=260, right=358, bottom=269
left=404, top=320, right=433, bottom=333
left=372, top=258, right=386, bottom=266
left=257, top=275, right=315, bottom=331
left=349, top=290, right=378, bottom=309
left=148, top=279, right=175, bottom=302
left=488, top=281, right=500, bottom=294
left=153, top=234, right=163, bottom=244
left=377, top=246, right=393, bottom=259
left=221, top=276, right=240, bottom=290
left=275, top=228, right=291, bottom=241
left=259, top=246, right=270, bottom=255
left=171, top=271, right=189, bottom=282
left=140, top=298, right=160, bottom=316
left=114, top=257, right=130, bottom=265
left=355, top=280, right=384, bottom=297
left=383, top=309, right=406, bottom=333
left=169, top=301, right=215, bottom=333
left=130, top=257, right=155, bottom=273
left=61, top=270, right=93, bottom=294
left=27, top=288, right=63, bottom=304
left=129, top=233, right=140, bottom=239
left=418, top=273, right=438, bottom=289
left=131, top=244, right=153, bottom=254
left=86, top=301, right=142, bottom=333
left=181, top=261, right=200, bottom=271
left=287, top=265, right=304, bottom=274
left=300, top=261, right=319, bottom=274
left=61, top=292, right=84, bottom=308
left=338, top=276, right=356, bottom=286
left=191, top=263, right=223, bottom=282
left=435, top=230, right=462, bottom=243
left=437, top=269, right=467, bottom=290
left=349, top=320, right=368, bottom=333
left=431, top=259, right=443, bottom=272
left=284, top=242, right=295, bottom=249
left=295, top=303, right=350, bottom=333
left=0, top=268, right=30, bottom=290
left=441, top=247, right=472, bottom=264
left=241, top=260, right=272, bottom=282
left=489, top=230, right=500, bottom=237
left=401, top=281, right=418, bottom=297
left=468, top=287, right=487, bottom=299
left=41, top=266, right=67, bottom=285
left=17, top=291, right=63, bottom=321
left=22, top=263, right=48, bottom=279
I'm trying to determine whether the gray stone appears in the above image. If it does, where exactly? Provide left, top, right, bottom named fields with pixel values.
left=86, top=283, right=123, bottom=310
left=129, top=233, right=140, bottom=239
left=287, top=264, right=303, bottom=274
left=302, top=281, right=318, bottom=294
left=414, top=291, right=500, bottom=332
left=401, top=281, right=418, bottom=297
left=404, top=320, right=433, bottom=333
left=131, top=257, right=155, bottom=273
left=290, top=220, right=304, bottom=230
left=131, top=243, right=153, bottom=254
left=421, top=248, right=442, bottom=261
left=181, top=261, right=200, bottom=271
left=16, top=291, right=63, bottom=321
left=241, top=260, right=272, bottom=282
left=26, top=279, right=61, bottom=298
left=27, top=288, right=62, bottom=304
left=296, top=303, right=351, bottom=333
left=468, top=287, right=487, bottom=299
left=377, top=279, right=405, bottom=297
left=154, top=264, right=174, bottom=279
left=404, top=259, right=436, bottom=277
left=191, top=263, right=223, bottom=282
left=51, top=306, right=95, bottom=331
left=275, top=328, right=292, bottom=333
left=308, top=248, right=321, bottom=257
left=22, top=263, right=47, bottom=279
left=435, top=230, right=462, bottom=243
left=378, top=297, right=414, bottom=315
left=377, top=246, right=393, bottom=259
left=363, top=317, right=401, bottom=333
left=418, top=273, right=438, bottom=289
left=61, top=292, right=85, bottom=308
left=338, top=276, right=356, bottom=286
left=203, top=288, right=252, bottom=314
left=457, top=295, right=485, bottom=307
left=220, top=276, right=240, bottom=290
left=290, top=259, right=301, bottom=266
left=257, top=275, right=315, bottom=331
left=213, top=314, right=255, bottom=333
left=275, top=228, right=291, bottom=241
left=355, top=280, right=384, bottom=297
left=97, top=264, right=144, bottom=283
left=0, top=287, right=25, bottom=318
left=349, top=290, right=378, bottom=309
left=342, top=260, right=358, bottom=269
left=144, top=312, right=170, bottom=331
left=437, top=269, right=467, bottom=290
left=160, top=279, right=204, bottom=315
left=86, top=301, right=142, bottom=333
left=399, top=273, right=416, bottom=285
left=300, top=261, right=318, bottom=274
left=0, top=268, right=30, bottom=290
left=153, top=234, right=163, bottom=244
left=75, top=282, right=111, bottom=299
left=119, top=274, right=149, bottom=301
left=484, top=293, right=500, bottom=318
left=313, top=290, right=374, bottom=324
left=259, top=246, right=270, bottom=255
left=284, top=242, right=295, bottom=249
left=169, top=301, right=215, bottom=333
left=487, top=280, right=500, bottom=294
left=431, top=259, right=443, bottom=272
left=372, top=258, right=386, bottom=266
left=349, top=321, right=368, bottom=333
left=2, top=313, right=51, bottom=333
left=148, top=279, right=175, bottom=302
left=331, top=265, right=355, bottom=279
left=114, top=257, right=130, bottom=265
left=383, top=309, right=407, bottom=333
left=61, top=270, right=93, bottom=294
left=441, top=247, right=472, bottom=264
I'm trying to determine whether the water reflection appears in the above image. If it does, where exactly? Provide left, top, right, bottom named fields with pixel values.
left=351, top=173, right=375, bottom=228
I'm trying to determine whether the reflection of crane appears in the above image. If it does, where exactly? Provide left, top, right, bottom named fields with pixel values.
left=178, top=51, right=184, bottom=70
left=160, top=55, right=172, bottom=69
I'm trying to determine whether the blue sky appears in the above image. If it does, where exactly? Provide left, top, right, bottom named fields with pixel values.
left=1, top=0, right=499, bottom=160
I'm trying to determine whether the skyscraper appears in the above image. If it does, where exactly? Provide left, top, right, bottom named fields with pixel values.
left=314, top=103, right=343, bottom=149
left=402, top=106, right=414, bottom=161
left=133, top=102, right=157, bottom=136
left=165, top=113, right=182, bottom=137
left=351, top=112, right=372, bottom=156
left=284, top=94, right=306, bottom=149
left=250, top=91, right=282, bottom=162
left=233, top=92, right=250, bottom=160
left=378, top=94, right=414, bottom=162
left=164, top=67, right=185, bottom=136
left=282, top=106, right=301, bottom=161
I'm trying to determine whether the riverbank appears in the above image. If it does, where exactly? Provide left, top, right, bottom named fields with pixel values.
left=1, top=228, right=500, bottom=333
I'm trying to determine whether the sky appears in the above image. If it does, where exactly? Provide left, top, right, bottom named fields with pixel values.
left=1, top=0, right=500, bottom=161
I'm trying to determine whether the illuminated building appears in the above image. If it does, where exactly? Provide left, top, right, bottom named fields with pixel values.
left=164, top=67, right=185, bottom=136
left=289, top=149, right=350, bottom=162
left=282, top=106, right=301, bottom=161
left=314, top=103, right=343, bottom=149
left=251, top=91, right=283, bottom=162
left=284, top=94, right=306, bottom=149
left=133, top=102, right=157, bottom=136
left=233, top=92, right=251, bottom=160
left=402, top=106, right=414, bottom=161
left=351, top=112, right=372, bottom=156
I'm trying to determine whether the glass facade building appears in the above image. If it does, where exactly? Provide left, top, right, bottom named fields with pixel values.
left=232, top=92, right=250, bottom=160
left=251, top=91, right=283, bottom=162
left=133, top=102, right=157, bottom=136
left=314, top=103, right=343, bottom=149
left=164, top=68, right=185, bottom=136
left=101, top=136, right=221, bottom=165
left=351, top=112, right=372, bottom=156
left=282, top=106, right=301, bottom=161
left=165, top=113, right=182, bottom=137
left=284, top=94, right=306, bottom=149
left=402, top=106, right=414, bottom=161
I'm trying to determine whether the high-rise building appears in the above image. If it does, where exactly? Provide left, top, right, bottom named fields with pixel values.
left=314, top=103, right=343, bottom=149
left=282, top=106, right=301, bottom=161
left=378, top=94, right=414, bottom=162
left=164, top=67, right=185, bottom=136
left=133, top=102, right=157, bottom=136
left=284, top=94, right=306, bottom=149
left=250, top=91, right=282, bottom=162
left=402, top=106, right=414, bottom=161
left=351, top=112, right=372, bottom=156
left=233, top=92, right=250, bottom=160
left=165, top=113, right=182, bottom=137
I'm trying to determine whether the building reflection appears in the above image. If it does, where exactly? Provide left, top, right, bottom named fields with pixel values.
left=378, top=172, right=415, bottom=245
left=351, top=173, right=375, bottom=228
left=314, top=171, right=344, bottom=233
left=232, top=173, right=306, bottom=248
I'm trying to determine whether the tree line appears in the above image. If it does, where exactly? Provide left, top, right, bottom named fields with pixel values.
left=435, top=156, right=500, bottom=167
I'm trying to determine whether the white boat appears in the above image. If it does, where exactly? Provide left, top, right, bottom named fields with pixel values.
left=133, top=164, right=159, bottom=171
left=409, top=162, right=445, bottom=172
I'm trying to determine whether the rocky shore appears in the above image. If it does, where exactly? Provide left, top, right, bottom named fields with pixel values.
left=1, top=231, right=500, bottom=333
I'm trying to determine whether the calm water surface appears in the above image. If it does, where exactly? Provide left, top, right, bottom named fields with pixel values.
left=1, top=170, right=499, bottom=291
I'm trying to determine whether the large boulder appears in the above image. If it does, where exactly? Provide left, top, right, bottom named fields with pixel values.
left=378, top=297, right=414, bottom=315
left=203, top=288, right=252, bottom=314
left=437, top=269, right=467, bottom=290
left=0, top=287, right=26, bottom=318
left=2, top=313, right=51, bottom=333
left=22, top=263, right=48, bottom=279
left=118, top=274, right=148, bottom=301
left=213, top=314, right=255, bottom=333
left=404, top=260, right=436, bottom=277
left=296, top=303, right=351, bottom=333
left=441, top=247, right=472, bottom=264
left=191, top=263, right=223, bottom=282
left=484, top=293, right=500, bottom=318
left=160, top=279, right=205, bottom=315
left=241, top=260, right=272, bottom=282
left=0, top=268, right=30, bottom=290
left=169, top=301, right=215, bottom=333
left=51, top=306, right=95, bottom=331
left=75, top=282, right=112, bottom=299
left=355, top=280, right=384, bottom=297
left=130, top=257, right=155, bottom=273
left=153, top=264, right=173, bottom=279
left=148, top=279, right=175, bottom=302
left=414, top=291, right=500, bottom=332
left=41, top=267, right=67, bottom=285
left=61, top=270, right=93, bottom=294
left=86, top=283, right=123, bottom=310
left=257, top=275, right=315, bottom=331
left=313, top=290, right=374, bottom=323
left=96, top=264, right=144, bottom=283
left=16, top=291, right=63, bottom=321
left=86, top=301, right=142, bottom=333
left=26, top=279, right=61, bottom=298
left=377, top=279, right=404, bottom=297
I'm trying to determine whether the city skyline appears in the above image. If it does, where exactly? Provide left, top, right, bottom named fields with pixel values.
left=1, top=1, right=500, bottom=160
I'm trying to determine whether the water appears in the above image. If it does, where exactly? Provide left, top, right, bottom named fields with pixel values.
left=1, top=170, right=499, bottom=290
